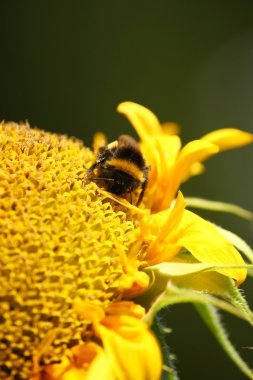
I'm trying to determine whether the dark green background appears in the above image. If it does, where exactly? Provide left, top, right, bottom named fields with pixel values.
left=1, top=1, right=253, bottom=379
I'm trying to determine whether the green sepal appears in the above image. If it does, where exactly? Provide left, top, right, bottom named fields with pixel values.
left=141, top=258, right=252, bottom=314
left=195, top=303, right=253, bottom=379
left=143, top=282, right=250, bottom=326
left=151, top=314, right=179, bottom=380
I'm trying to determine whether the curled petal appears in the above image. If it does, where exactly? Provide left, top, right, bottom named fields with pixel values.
left=96, top=315, right=162, bottom=380
left=174, top=139, right=219, bottom=182
left=157, top=140, right=219, bottom=211
left=201, top=128, right=253, bottom=152
left=178, top=210, right=247, bottom=285
left=144, top=192, right=186, bottom=265
left=117, top=101, right=162, bottom=140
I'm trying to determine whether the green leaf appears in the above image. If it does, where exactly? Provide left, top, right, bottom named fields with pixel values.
left=195, top=303, right=253, bottom=379
left=185, top=197, right=253, bottom=221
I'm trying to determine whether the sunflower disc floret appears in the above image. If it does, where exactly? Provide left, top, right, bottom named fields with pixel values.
left=0, top=123, right=137, bottom=379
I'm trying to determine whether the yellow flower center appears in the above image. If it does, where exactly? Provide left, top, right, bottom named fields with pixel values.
left=0, top=123, right=138, bottom=379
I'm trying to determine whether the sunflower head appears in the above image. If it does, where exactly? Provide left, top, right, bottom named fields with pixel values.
left=1, top=102, right=252, bottom=380
left=0, top=122, right=149, bottom=379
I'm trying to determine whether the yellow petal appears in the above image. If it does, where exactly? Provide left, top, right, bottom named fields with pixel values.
left=118, top=270, right=150, bottom=297
left=117, top=103, right=253, bottom=212
left=92, top=132, right=107, bottom=153
left=43, top=343, right=115, bottom=380
left=184, top=162, right=205, bottom=178
left=201, top=128, right=253, bottom=152
left=140, top=134, right=181, bottom=209
left=143, top=192, right=247, bottom=284
left=175, top=139, right=219, bottom=179
left=161, top=121, right=181, bottom=135
left=144, top=192, right=186, bottom=264
left=84, top=352, right=115, bottom=380
left=74, top=302, right=105, bottom=323
left=148, top=191, right=185, bottom=239
left=178, top=210, right=247, bottom=284
left=117, top=101, right=162, bottom=141
left=159, top=140, right=219, bottom=211
left=106, top=301, right=145, bottom=320
left=96, top=315, right=162, bottom=380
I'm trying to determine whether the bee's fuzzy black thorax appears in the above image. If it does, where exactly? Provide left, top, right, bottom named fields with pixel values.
left=112, top=146, right=146, bottom=170
left=87, top=135, right=149, bottom=206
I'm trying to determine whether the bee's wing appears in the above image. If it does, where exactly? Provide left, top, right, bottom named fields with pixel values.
left=117, top=135, right=139, bottom=149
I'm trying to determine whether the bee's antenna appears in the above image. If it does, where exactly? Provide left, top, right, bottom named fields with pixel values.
left=91, top=177, right=115, bottom=182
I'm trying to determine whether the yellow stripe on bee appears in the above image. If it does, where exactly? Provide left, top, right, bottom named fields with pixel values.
left=107, top=158, right=144, bottom=181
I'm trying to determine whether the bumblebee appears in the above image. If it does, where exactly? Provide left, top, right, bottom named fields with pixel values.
left=86, top=135, right=149, bottom=205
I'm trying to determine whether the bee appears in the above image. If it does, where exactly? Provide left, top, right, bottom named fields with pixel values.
left=86, top=135, right=149, bottom=206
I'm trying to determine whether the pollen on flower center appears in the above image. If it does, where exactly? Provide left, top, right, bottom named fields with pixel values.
left=0, top=123, right=138, bottom=380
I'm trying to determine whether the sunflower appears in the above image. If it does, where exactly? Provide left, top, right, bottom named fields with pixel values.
left=0, top=104, right=252, bottom=380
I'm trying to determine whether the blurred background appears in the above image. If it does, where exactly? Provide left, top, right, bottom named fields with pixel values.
left=1, top=1, right=253, bottom=378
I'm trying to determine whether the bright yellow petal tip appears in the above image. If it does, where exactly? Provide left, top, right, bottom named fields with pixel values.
left=117, top=101, right=163, bottom=140
left=201, top=128, right=253, bottom=152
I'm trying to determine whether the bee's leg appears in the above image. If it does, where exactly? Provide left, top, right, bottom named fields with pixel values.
left=86, top=162, right=99, bottom=177
left=136, top=177, right=148, bottom=206
left=130, top=190, right=133, bottom=205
